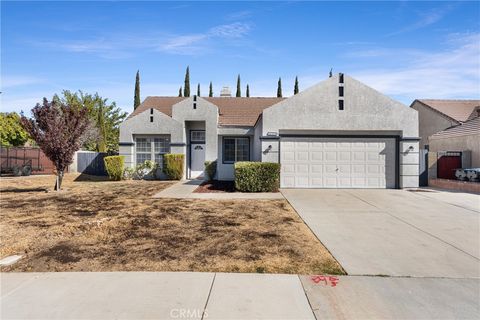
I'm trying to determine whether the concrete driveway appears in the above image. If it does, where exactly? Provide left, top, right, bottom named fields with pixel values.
left=282, top=188, right=480, bottom=278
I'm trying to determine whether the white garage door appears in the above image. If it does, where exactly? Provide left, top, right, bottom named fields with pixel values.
left=280, top=137, right=396, bottom=188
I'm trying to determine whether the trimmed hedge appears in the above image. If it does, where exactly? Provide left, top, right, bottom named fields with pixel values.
left=163, top=154, right=185, bottom=180
left=234, top=162, right=281, bottom=192
left=204, top=160, right=217, bottom=181
left=104, top=155, right=124, bottom=181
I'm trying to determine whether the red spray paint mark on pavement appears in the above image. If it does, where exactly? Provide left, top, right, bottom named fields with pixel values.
left=310, top=275, right=339, bottom=287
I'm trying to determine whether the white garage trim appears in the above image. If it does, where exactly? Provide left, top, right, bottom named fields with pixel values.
left=280, top=136, right=399, bottom=189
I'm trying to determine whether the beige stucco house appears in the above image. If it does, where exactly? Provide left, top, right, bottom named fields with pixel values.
left=429, top=116, right=480, bottom=168
left=410, top=99, right=480, bottom=149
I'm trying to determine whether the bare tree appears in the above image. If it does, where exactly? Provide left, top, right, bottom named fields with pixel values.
left=21, top=98, right=90, bottom=190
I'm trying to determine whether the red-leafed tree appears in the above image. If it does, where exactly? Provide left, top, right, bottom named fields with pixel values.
left=21, top=98, right=90, bottom=190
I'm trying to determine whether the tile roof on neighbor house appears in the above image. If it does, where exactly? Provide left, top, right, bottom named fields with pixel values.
left=414, top=99, right=480, bottom=123
left=129, top=96, right=285, bottom=126
left=429, top=116, right=480, bottom=140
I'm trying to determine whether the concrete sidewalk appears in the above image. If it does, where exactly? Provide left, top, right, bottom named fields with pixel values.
left=1, top=272, right=479, bottom=319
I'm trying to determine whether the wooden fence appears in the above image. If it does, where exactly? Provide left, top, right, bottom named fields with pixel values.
left=0, top=146, right=56, bottom=175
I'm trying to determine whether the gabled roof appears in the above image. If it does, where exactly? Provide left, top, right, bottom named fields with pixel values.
left=429, top=116, right=480, bottom=140
left=203, top=97, right=285, bottom=126
left=128, top=97, right=185, bottom=118
left=129, top=96, right=285, bottom=126
left=413, top=99, right=480, bottom=123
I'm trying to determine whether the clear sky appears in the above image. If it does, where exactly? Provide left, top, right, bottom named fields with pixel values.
left=1, top=1, right=479, bottom=114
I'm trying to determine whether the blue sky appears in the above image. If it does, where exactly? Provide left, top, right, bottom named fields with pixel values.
left=1, top=1, right=479, bottom=114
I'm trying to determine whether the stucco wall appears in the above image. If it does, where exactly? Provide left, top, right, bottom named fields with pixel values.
left=429, top=134, right=480, bottom=167
left=172, top=97, right=219, bottom=164
left=262, top=74, right=418, bottom=137
left=411, top=101, right=459, bottom=149
left=119, top=109, right=183, bottom=168
left=216, top=135, right=255, bottom=180
left=260, top=74, right=419, bottom=188
left=119, top=97, right=219, bottom=179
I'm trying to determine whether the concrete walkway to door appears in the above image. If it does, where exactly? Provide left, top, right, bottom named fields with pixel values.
left=281, top=188, right=480, bottom=278
left=153, top=180, right=284, bottom=199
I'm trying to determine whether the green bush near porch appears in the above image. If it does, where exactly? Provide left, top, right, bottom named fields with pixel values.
left=104, top=155, right=125, bottom=181
left=234, top=162, right=281, bottom=192
left=163, top=154, right=185, bottom=180
left=204, top=160, right=217, bottom=181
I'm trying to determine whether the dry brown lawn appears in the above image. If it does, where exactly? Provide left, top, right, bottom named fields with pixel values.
left=0, top=174, right=344, bottom=274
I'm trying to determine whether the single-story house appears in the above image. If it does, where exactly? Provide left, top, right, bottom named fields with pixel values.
left=410, top=99, right=480, bottom=149
left=119, top=74, right=419, bottom=189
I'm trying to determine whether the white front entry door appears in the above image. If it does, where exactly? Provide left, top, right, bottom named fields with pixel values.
left=190, top=144, right=206, bottom=178
left=280, top=137, right=396, bottom=188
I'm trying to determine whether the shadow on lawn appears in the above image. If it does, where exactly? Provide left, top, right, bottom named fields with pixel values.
left=0, top=187, right=49, bottom=193
left=74, top=173, right=110, bottom=182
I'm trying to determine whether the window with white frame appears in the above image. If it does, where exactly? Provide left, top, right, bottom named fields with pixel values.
left=190, top=130, right=205, bottom=142
left=223, top=137, right=250, bottom=163
left=135, top=136, right=170, bottom=166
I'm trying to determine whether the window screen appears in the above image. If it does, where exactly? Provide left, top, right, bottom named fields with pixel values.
left=223, top=137, right=249, bottom=163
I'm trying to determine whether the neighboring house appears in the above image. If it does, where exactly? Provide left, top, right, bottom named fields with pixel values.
left=429, top=116, right=480, bottom=169
left=119, top=74, right=419, bottom=189
left=410, top=99, right=480, bottom=149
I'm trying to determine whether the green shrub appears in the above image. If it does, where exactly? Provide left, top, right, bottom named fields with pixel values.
left=163, top=154, right=185, bottom=180
left=123, top=167, right=135, bottom=180
left=104, top=155, right=124, bottom=181
left=204, top=160, right=217, bottom=181
left=134, top=160, right=158, bottom=180
left=234, top=162, right=280, bottom=192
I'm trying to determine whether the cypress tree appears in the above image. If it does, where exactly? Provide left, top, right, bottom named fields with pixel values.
left=209, top=82, right=213, bottom=97
left=178, top=86, right=183, bottom=97
left=236, top=74, right=241, bottom=97
left=197, top=83, right=201, bottom=96
left=277, top=77, right=282, bottom=98
left=134, top=70, right=141, bottom=109
left=294, top=76, right=299, bottom=95
left=184, top=66, right=190, bottom=97
left=246, top=84, right=250, bottom=98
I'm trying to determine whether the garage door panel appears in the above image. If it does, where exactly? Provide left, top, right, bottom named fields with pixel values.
left=338, top=151, right=351, bottom=161
left=310, top=151, right=323, bottom=161
left=296, top=151, right=309, bottom=161
left=282, top=151, right=295, bottom=161
left=311, top=164, right=323, bottom=173
left=280, top=137, right=396, bottom=188
left=296, top=176, right=309, bottom=187
left=325, top=151, right=337, bottom=161
left=296, top=164, right=309, bottom=173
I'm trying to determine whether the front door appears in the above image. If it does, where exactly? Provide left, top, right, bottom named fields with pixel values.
left=190, top=130, right=206, bottom=178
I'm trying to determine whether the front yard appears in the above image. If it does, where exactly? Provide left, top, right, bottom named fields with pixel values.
left=0, top=174, right=343, bottom=274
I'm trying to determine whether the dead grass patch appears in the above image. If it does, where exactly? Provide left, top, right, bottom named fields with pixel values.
left=0, top=174, right=343, bottom=274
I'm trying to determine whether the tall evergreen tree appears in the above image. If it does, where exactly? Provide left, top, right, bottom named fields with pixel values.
left=178, top=86, right=183, bottom=97
left=246, top=84, right=250, bottom=98
left=236, top=74, right=241, bottom=97
left=134, top=70, right=141, bottom=109
left=277, top=77, right=283, bottom=97
left=197, top=83, right=201, bottom=96
left=209, top=82, right=213, bottom=97
left=294, top=76, right=299, bottom=95
left=184, top=66, right=190, bottom=97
